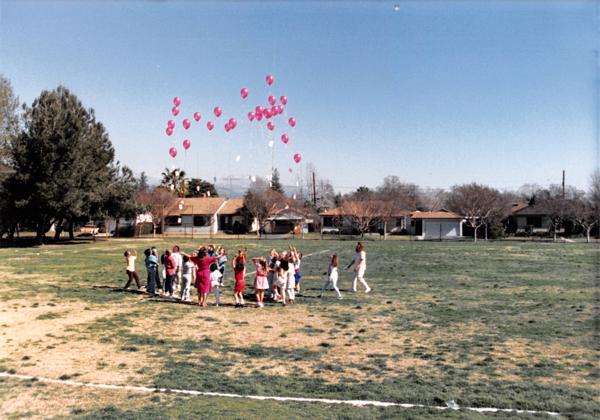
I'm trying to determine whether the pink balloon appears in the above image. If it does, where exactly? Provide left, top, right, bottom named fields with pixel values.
left=173, top=96, right=181, bottom=106
left=213, top=106, right=222, bottom=118
left=255, top=105, right=262, bottom=113
left=240, top=88, right=249, bottom=99
left=165, top=127, right=173, bottom=136
left=277, top=105, right=284, bottom=114
left=182, top=119, right=191, bottom=130
left=224, top=122, right=231, bottom=132
left=169, top=147, right=177, bottom=158
left=265, top=74, right=274, bottom=86
left=183, top=139, right=191, bottom=150
left=167, top=119, right=175, bottom=128
left=193, top=112, right=201, bottom=122
left=172, top=106, right=180, bottom=117
left=271, top=105, right=279, bottom=116
left=256, top=113, right=263, bottom=121
left=268, top=95, right=276, bottom=106
left=280, top=96, right=288, bottom=105
left=264, top=108, right=272, bottom=119
left=206, top=121, right=214, bottom=131
left=247, top=111, right=255, bottom=121
left=267, top=121, right=275, bottom=131
left=293, top=153, right=302, bottom=164
left=288, top=117, right=296, bottom=127
left=281, top=134, right=289, bottom=144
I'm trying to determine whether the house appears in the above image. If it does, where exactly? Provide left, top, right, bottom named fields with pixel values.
left=217, top=198, right=252, bottom=233
left=509, top=202, right=554, bottom=234
left=319, top=204, right=410, bottom=235
left=407, top=210, right=463, bottom=240
left=264, top=207, right=313, bottom=234
left=163, top=197, right=227, bottom=235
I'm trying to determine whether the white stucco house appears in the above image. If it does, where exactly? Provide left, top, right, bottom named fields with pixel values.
left=407, top=210, right=463, bottom=240
left=163, top=197, right=227, bottom=235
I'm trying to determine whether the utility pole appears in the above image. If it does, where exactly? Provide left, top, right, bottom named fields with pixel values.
left=562, top=169, right=565, bottom=198
left=312, top=171, right=317, bottom=207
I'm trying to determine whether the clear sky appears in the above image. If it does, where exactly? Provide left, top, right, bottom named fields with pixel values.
left=0, top=0, right=597, bottom=193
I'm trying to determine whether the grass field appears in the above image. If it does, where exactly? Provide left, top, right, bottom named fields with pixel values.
left=0, top=238, right=597, bottom=419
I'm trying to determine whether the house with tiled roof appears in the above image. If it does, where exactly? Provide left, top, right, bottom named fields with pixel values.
left=164, top=197, right=228, bottom=235
left=407, top=209, right=464, bottom=239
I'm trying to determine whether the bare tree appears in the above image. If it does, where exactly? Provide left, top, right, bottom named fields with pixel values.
left=341, top=199, right=384, bottom=237
left=536, top=185, right=580, bottom=242
left=572, top=196, right=597, bottom=243
left=377, top=176, right=421, bottom=210
left=243, top=186, right=285, bottom=238
left=419, top=187, right=447, bottom=211
left=135, top=187, right=176, bottom=237
left=446, top=183, right=505, bottom=242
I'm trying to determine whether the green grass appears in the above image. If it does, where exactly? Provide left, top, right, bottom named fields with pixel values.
left=0, top=238, right=597, bottom=418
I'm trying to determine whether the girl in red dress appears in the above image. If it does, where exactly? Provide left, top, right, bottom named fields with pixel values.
left=182, top=247, right=216, bottom=307
left=232, top=249, right=246, bottom=307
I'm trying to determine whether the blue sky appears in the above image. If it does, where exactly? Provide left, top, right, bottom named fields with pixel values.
left=0, top=0, right=597, bottom=193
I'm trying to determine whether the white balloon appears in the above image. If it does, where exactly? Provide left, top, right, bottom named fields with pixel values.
left=235, top=155, right=241, bottom=162
left=251, top=175, right=257, bottom=182
left=268, top=140, right=274, bottom=148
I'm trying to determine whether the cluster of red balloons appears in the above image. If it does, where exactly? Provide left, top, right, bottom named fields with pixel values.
left=163, top=73, right=302, bottom=165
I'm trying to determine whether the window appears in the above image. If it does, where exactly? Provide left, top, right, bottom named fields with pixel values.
left=194, top=216, right=209, bottom=227
left=526, top=216, right=542, bottom=228
left=165, top=216, right=181, bottom=226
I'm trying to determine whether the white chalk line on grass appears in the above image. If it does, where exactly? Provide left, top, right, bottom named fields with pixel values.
left=0, top=372, right=560, bottom=416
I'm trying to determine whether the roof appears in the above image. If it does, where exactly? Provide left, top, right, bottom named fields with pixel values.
left=319, top=204, right=411, bottom=218
left=166, top=197, right=226, bottom=216
left=512, top=204, right=547, bottom=216
left=510, top=202, right=529, bottom=214
left=409, top=210, right=463, bottom=220
left=218, top=198, right=245, bottom=215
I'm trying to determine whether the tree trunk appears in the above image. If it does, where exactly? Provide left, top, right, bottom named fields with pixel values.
left=153, top=223, right=157, bottom=238
left=68, top=220, right=75, bottom=240
left=54, top=219, right=64, bottom=241
left=36, top=223, right=46, bottom=245
left=114, top=218, right=120, bottom=238
left=553, top=225, right=557, bottom=242
left=587, top=226, right=591, bottom=243
left=383, top=220, right=387, bottom=241
left=473, top=225, right=478, bottom=242
left=485, top=223, right=488, bottom=241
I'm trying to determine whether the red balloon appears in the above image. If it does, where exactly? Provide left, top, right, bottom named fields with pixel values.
left=183, top=139, right=191, bottom=150
left=167, top=119, right=175, bottom=128
left=268, top=95, right=276, bottom=106
left=213, top=106, right=222, bottom=117
left=281, top=134, right=289, bottom=144
left=247, top=111, right=255, bottom=121
left=280, top=96, right=288, bottom=105
left=293, top=153, right=302, bottom=164
left=193, top=112, right=201, bottom=121
left=182, top=119, right=191, bottom=130
left=166, top=127, right=173, bottom=136
left=206, top=121, right=214, bottom=131
left=169, top=147, right=177, bottom=158
left=172, top=106, right=180, bottom=117
left=267, top=121, right=275, bottom=131
left=288, top=117, right=296, bottom=127
left=265, top=74, right=274, bottom=86
left=173, top=96, right=181, bottom=106
left=240, top=88, right=249, bottom=99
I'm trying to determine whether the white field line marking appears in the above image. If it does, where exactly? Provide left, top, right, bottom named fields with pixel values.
left=245, top=248, right=331, bottom=276
left=0, top=372, right=560, bottom=416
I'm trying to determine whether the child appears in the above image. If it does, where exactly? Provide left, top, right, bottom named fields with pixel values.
left=291, top=246, right=303, bottom=293
left=180, top=255, right=196, bottom=302
left=217, top=247, right=228, bottom=282
left=172, top=245, right=183, bottom=294
left=163, top=249, right=177, bottom=297
left=277, top=251, right=290, bottom=305
left=123, top=250, right=142, bottom=290
left=252, top=257, right=269, bottom=308
left=232, top=249, right=246, bottom=307
left=267, top=249, right=279, bottom=301
left=285, top=252, right=296, bottom=304
left=210, top=262, right=223, bottom=306
left=151, top=247, right=163, bottom=293
left=144, top=248, right=158, bottom=295
left=320, top=254, right=342, bottom=299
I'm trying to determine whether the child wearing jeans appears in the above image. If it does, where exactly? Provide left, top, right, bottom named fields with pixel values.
left=180, top=255, right=196, bottom=302
left=320, top=254, right=342, bottom=299
left=123, top=250, right=142, bottom=290
left=210, top=263, right=223, bottom=306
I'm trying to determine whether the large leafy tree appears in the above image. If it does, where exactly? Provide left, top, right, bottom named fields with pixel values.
left=0, top=75, right=20, bottom=164
left=161, top=167, right=187, bottom=197
left=6, top=86, right=114, bottom=242
left=187, top=178, right=218, bottom=197
left=270, top=168, right=284, bottom=194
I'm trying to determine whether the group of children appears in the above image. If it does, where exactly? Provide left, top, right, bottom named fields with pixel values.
left=123, top=241, right=371, bottom=308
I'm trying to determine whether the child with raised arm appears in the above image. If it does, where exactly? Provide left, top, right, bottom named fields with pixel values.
left=346, top=242, right=371, bottom=293
left=252, top=257, right=269, bottom=308
left=320, top=254, right=342, bottom=299
left=123, top=250, right=142, bottom=290
left=232, top=249, right=247, bottom=307
left=290, top=245, right=303, bottom=294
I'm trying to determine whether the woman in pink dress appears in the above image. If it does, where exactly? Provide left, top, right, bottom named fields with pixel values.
left=183, top=247, right=216, bottom=307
